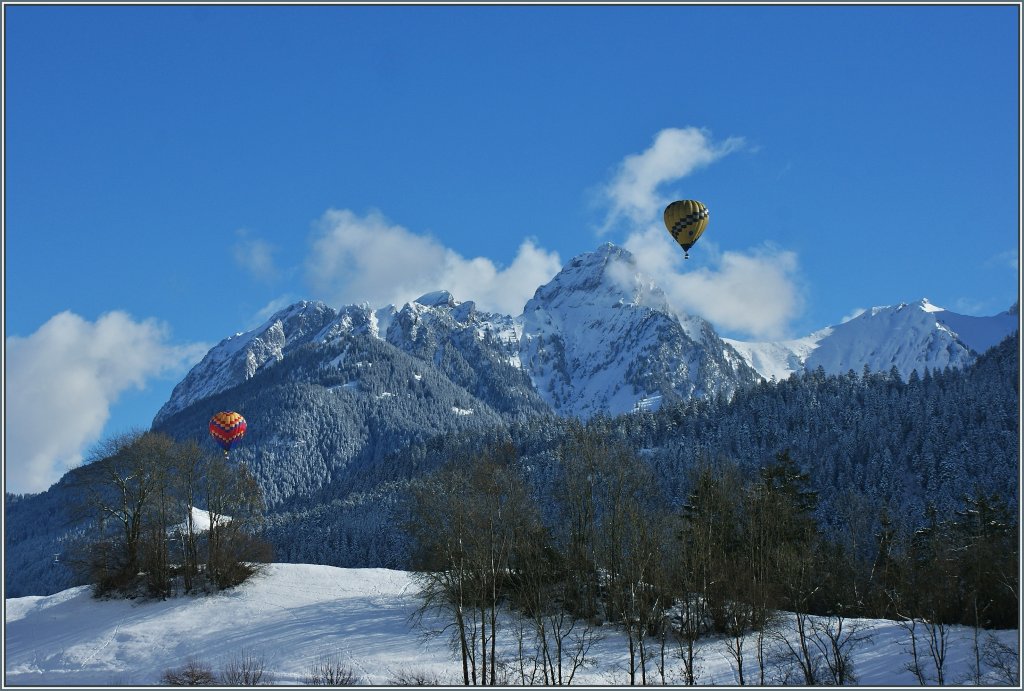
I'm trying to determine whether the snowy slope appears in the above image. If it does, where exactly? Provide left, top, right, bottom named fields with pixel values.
left=386, top=290, right=522, bottom=369
left=153, top=301, right=341, bottom=424
left=935, top=301, right=1019, bottom=354
left=727, top=299, right=1019, bottom=381
left=724, top=332, right=826, bottom=382
left=154, top=292, right=532, bottom=425
left=5, top=564, right=1016, bottom=686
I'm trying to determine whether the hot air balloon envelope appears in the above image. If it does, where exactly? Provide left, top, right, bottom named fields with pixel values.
left=664, top=200, right=710, bottom=257
left=209, top=411, right=247, bottom=452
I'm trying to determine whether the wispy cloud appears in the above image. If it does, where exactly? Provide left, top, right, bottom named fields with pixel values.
left=305, top=209, right=562, bottom=316
left=233, top=228, right=279, bottom=282
left=601, top=127, right=745, bottom=232
left=623, top=225, right=804, bottom=341
left=5, top=312, right=206, bottom=494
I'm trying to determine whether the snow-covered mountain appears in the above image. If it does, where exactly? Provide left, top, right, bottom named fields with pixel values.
left=519, top=243, right=760, bottom=417
left=153, top=301, right=341, bottom=424
left=149, top=295, right=547, bottom=508
left=155, top=245, right=763, bottom=426
left=154, top=292, right=537, bottom=425
left=726, top=299, right=1018, bottom=381
left=156, top=244, right=1017, bottom=426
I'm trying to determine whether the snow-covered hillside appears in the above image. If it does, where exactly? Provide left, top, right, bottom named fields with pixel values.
left=154, top=292, right=531, bottom=425
left=727, top=299, right=1018, bottom=381
left=153, top=301, right=342, bottom=424
left=5, top=564, right=1017, bottom=686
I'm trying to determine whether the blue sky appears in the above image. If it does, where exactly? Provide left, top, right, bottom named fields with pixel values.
left=4, top=3, right=1020, bottom=493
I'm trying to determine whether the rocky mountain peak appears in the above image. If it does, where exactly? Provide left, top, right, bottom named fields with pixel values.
left=531, top=243, right=669, bottom=311
left=519, top=245, right=759, bottom=418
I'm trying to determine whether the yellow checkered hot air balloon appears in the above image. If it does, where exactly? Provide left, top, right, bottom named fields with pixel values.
left=664, top=200, right=709, bottom=259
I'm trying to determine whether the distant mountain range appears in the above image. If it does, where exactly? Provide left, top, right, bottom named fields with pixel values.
left=155, top=242, right=1018, bottom=424
left=727, top=298, right=1018, bottom=382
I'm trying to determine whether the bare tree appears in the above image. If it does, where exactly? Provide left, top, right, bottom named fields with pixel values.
left=555, top=424, right=609, bottom=623
left=171, top=440, right=206, bottom=593
left=721, top=597, right=755, bottom=685
left=410, top=443, right=539, bottom=686
left=679, top=458, right=745, bottom=636
left=669, top=535, right=706, bottom=686
left=772, top=553, right=822, bottom=685
left=388, top=668, right=446, bottom=685
left=80, top=431, right=175, bottom=595
left=556, top=426, right=669, bottom=686
left=981, top=634, right=1020, bottom=686
left=602, top=458, right=666, bottom=686
left=809, top=614, right=871, bottom=685
left=204, top=454, right=269, bottom=590
left=219, top=649, right=274, bottom=685
left=741, top=481, right=781, bottom=686
left=161, top=658, right=217, bottom=685
left=303, top=655, right=357, bottom=685
left=75, top=430, right=269, bottom=597
left=139, top=437, right=176, bottom=598
left=758, top=451, right=822, bottom=686
left=509, top=526, right=601, bottom=686
left=906, top=505, right=958, bottom=686
left=891, top=604, right=929, bottom=686
left=922, top=617, right=950, bottom=686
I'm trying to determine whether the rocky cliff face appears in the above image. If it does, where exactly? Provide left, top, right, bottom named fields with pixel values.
left=519, top=243, right=761, bottom=417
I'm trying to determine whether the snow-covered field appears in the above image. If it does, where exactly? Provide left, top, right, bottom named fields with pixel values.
left=4, top=564, right=1018, bottom=686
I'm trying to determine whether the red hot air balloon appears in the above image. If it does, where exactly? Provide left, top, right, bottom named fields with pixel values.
left=209, top=411, right=247, bottom=455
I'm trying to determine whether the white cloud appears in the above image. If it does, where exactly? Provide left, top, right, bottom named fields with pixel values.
left=841, top=307, right=867, bottom=323
left=233, top=229, right=278, bottom=281
left=602, top=127, right=745, bottom=232
left=623, top=225, right=803, bottom=340
left=305, top=209, right=562, bottom=315
left=5, top=311, right=206, bottom=494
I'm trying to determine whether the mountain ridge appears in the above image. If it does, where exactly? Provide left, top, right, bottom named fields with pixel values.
left=155, top=243, right=1017, bottom=424
left=727, top=297, right=1018, bottom=382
